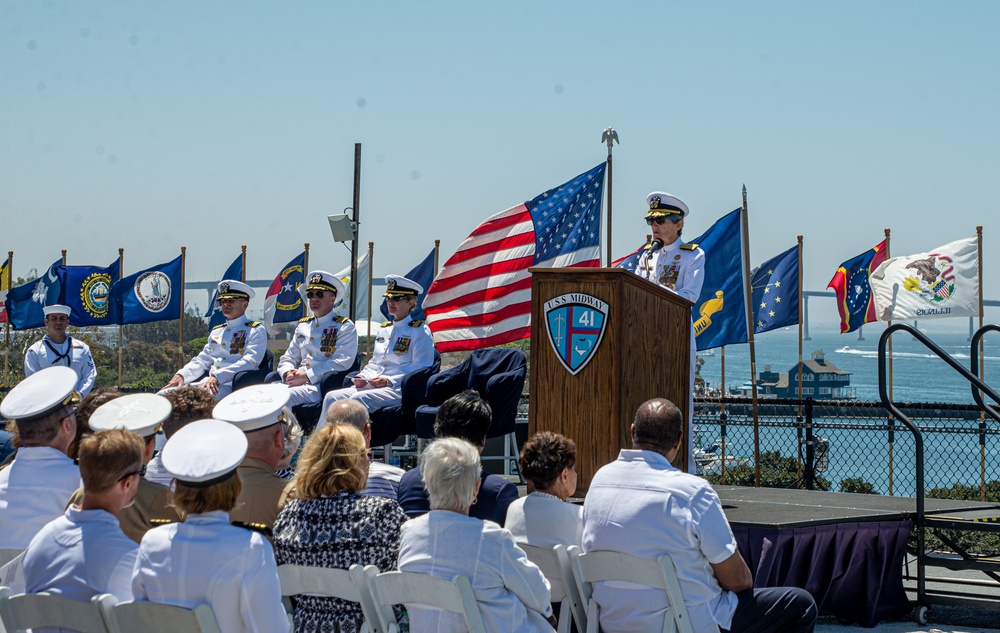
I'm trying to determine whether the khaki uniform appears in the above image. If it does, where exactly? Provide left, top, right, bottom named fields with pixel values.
left=229, top=457, right=285, bottom=536
left=66, top=477, right=180, bottom=544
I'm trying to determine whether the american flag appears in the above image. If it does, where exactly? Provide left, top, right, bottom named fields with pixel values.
left=423, top=164, right=606, bottom=352
left=612, top=243, right=645, bottom=272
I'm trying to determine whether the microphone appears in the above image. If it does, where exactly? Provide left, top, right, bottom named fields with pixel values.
left=649, top=238, right=664, bottom=253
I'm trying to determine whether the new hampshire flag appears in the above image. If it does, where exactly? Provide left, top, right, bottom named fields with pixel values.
left=111, top=255, right=183, bottom=325
left=690, top=209, right=748, bottom=350
left=57, top=258, right=121, bottom=327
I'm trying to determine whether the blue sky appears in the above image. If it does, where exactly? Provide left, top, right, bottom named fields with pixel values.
left=2, top=2, right=998, bottom=330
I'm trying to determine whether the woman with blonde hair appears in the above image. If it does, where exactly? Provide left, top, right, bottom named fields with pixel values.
left=274, top=423, right=407, bottom=633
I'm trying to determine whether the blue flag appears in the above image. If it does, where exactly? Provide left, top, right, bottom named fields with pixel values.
left=690, top=209, right=748, bottom=350
left=263, top=252, right=306, bottom=330
left=112, top=255, right=183, bottom=325
left=206, top=254, right=244, bottom=329
left=379, top=248, right=435, bottom=322
left=751, top=245, right=799, bottom=334
left=5, top=259, right=62, bottom=330
left=56, top=258, right=121, bottom=327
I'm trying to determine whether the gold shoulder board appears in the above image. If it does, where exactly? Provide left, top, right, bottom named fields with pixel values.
left=680, top=243, right=699, bottom=250
left=409, top=319, right=426, bottom=327
left=381, top=321, right=392, bottom=327
left=334, top=316, right=348, bottom=324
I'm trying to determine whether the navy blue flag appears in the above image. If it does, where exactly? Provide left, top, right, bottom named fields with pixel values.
left=751, top=245, right=799, bottom=334
left=56, top=258, right=121, bottom=327
left=5, top=259, right=62, bottom=330
left=206, top=254, right=244, bottom=329
left=690, top=209, right=749, bottom=350
left=263, top=252, right=306, bottom=330
left=112, top=255, right=183, bottom=325
left=379, top=248, right=435, bottom=322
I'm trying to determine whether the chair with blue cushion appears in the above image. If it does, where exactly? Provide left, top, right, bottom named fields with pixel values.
left=232, top=348, right=275, bottom=391
left=266, top=353, right=363, bottom=434
left=358, top=350, right=442, bottom=449
left=413, top=348, right=527, bottom=470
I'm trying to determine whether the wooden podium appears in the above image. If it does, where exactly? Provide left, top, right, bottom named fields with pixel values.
left=528, top=268, right=693, bottom=495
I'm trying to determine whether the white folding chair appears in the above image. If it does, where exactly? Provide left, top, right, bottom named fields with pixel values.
left=567, top=546, right=704, bottom=633
left=277, top=563, right=381, bottom=633
left=361, top=566, right=487, bottom=633
left=110, top=601, right=221, bottom=633
left=0, top=587, right=118, bottom=633
left=519, top=544, right=586, bottom=633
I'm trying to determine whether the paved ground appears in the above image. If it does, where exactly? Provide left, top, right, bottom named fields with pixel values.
left=816, top=608, right=1000, bottom=633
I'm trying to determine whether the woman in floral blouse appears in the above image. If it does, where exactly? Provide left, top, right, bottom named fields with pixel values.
left=273, top=423, right=407, bottom=633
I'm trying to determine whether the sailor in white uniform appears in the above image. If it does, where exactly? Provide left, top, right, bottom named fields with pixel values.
left=318, top=275, right=435, bottom=426
left=160, top=280, right=267, bottom=401
left=276, top=270, right=358, bottom=407
left=0, top=367, right=83, bottom=549
left=131, top=419, right=289, bottom=633
left=24, top=304, right=96, bottom=397
left=635, top=192, right=705, bottom=473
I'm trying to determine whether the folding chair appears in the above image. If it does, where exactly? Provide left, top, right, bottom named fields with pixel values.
left=110, top=601, right=222, bottom=633
left=566, top=546, right=704, bottom=633
left=361, top=566, right=487, bottom=633
left=277, top=563, right=382, bottom=633
left=519, top=544, right=587, bottom=633
left=0, top=587, right=117, bottom=633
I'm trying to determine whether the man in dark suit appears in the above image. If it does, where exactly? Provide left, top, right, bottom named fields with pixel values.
left=398, top=390, right=518, bottom=526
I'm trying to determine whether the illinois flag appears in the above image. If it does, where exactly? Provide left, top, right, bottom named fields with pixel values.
left=112, top=255, right=183, bottom=325
left=263, top=252, right=306, bottom=332
left=0, top=257, right=9, bottom=323
left=424, top=163, right=605, bottom=352
left=827, top=240, right=887, bottom=334
left=56, top=258, right=121, bottom=327
left=870, top=236, right=979, bottom=321
left=752, top=244, right=799, bottom=334
left=690, top=209, right=748, bottom=350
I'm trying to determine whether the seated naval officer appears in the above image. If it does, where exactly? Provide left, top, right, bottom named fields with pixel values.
left=24, top=304, right=96, bottom=397
left=23, top=428, right=144, bottom=602
left=634, top=191, right=706, bottom=472
left=319, top=274, right=435, bottom=423
left=160, top=279, right=267, bottom=401
left=213, top=383, right=291, bottom=535
left=275, top=270, right=358, bottom=407
left=0, top=367, right=83, bottom=550
left=66, top=393, right=181, bottom=543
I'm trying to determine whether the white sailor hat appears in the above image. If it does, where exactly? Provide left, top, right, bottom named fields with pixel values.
left=383, top=274, right=423, bottom=298
left=305, top=270, right=345, bottom=297
left=645, top=192, right=689, bottom=219
left=217, top=279, right=254, bottom=300
left=43, top=304, right=72, bottom=317
left=213, top=384, right=291, bottom=432
left=161, top=418, right=247, bottom=486
left=89, top=393, right=172, bottom=438
left=0, top=366, right=80, bottom=422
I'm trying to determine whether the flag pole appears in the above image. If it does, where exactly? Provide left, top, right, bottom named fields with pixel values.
left=977, top=225, right=986, bottom=500
left=4, top=250, right=12, bottom=388
left=741, top=185, right=761, bottom=488
left=117, top=248, right=124, bottom=388
left=796, top=235, right=804, bottom=486
left=179, top=247, right=186, bottom=369
left=434, top=239, right=440, bottom=275
left=350, top=143, right=362, bottom=322
left=303, top=243, right=310, bottom=283
left=367, top=241, right=375, bottom=351
left=62, top=249, right=67, bottom=266
left=241, top=244, right=247, bottom=283
left=885, top=227, right=896, bottom=496
left=602, top=127, right=618, bottom=267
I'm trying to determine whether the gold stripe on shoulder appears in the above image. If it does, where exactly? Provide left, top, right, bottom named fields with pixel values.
left=381, top=321, right=392, bottom=327
left=680, top=243, right=699, bottom=250
left=212, top=323, right=226, bottom=330
left=334, top=316, right=348, bottom=324
left=409, top=319, right=426, bottom=327
left=298, top=316, right=314, bottom=323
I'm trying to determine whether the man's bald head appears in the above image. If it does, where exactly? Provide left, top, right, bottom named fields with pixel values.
left=631, top=398, right=683, bottom=455
left=325, top=399, right=370, bottom=441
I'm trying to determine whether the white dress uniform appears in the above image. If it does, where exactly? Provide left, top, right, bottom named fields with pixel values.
left=23, top=506, right=138, bottom=601
left=319, top=317, right=435, bottom=424
left=24, top=335, right=96, bottom=397
left=635, top=192, right=706, bottom=473
left=277, top=312, right=358, bottom=406
left=166, top=317, right=267, bottom=401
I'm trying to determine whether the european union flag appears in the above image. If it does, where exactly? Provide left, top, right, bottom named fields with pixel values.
left=379, top=248, right=435, bottom=322
left=57, top=258, right=121, bottom=327
left=112, top=255, right=183, bottom=325
left=206, top=254, right=244, bottom=329
left=751, top=245, right=799, bottom=334
left=5, top=259, right=62, bottom=330
left=827, top=240, right=888, bottom=333
left=690, top=209, right=748, bottom=350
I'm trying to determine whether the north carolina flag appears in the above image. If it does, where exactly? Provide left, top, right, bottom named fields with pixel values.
left=263, top=252, right=306, bottom=332
left=424, top=163, right=606, bottom=352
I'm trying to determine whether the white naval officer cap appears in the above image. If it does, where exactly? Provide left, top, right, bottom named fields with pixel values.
left=42, top=304, right=72, bottom=317
left=383, top=274, right=423, bottom=298
left=305, top=270, right=345, bottom=297
left=212, top=383, right=291, bottom=432
left=161, top=418, right=247, bottom=486
left=217, top=279, right=255, bottom=300
left=89, top=393, right=172, bottom=438
left=645, top=192, right=689, bottom=219
left=0, top=366, right=80, bottom=422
